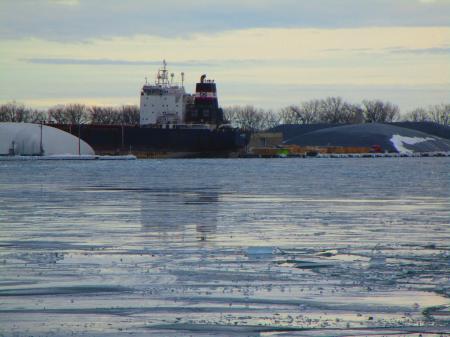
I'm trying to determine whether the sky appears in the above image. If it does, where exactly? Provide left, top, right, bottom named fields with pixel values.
left=0, top=0, right=449, bottom=113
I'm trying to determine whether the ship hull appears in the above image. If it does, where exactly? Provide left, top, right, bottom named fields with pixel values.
left=49, top=124, right=249, bottom=157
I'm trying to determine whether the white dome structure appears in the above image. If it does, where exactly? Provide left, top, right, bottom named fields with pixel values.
left=0, top=122, right=95, bottom=156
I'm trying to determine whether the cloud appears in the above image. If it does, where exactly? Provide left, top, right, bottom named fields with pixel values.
left=388, top=47, right=450, bottom=54
left=1, top=26, right=449, bottom=112
left=24, top=58, right=213, bottom=67
left=48, top=0, right=80, bottom=5
left=326, top=46, right=450, bottom=55
left=8, top=26, right=449, bottom=67
left=1, top=0, right=450, bottom=41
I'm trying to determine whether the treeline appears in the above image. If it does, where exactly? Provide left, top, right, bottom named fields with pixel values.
left=1, top=98, right=449, bottom=131
left=224, top=98, right=449, bottom=131
left=0, top=102, right=140, bottom=125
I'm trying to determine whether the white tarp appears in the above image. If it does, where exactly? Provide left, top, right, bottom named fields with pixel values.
left=0, top=122, right=94, bottom=156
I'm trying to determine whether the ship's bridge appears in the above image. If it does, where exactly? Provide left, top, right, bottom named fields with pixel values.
left=140, top=61, right=187, bottom=126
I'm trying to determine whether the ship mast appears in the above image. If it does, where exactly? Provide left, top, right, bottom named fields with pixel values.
left=156, top=59, right=170, bottom=86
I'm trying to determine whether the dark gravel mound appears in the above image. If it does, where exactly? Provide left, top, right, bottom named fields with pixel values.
left=268, top=122, right=449, bottom=143
left=391, top=122, right=450, bottom=140
left=283, top=123, right=450, bottom=153
left=268, top=124, right=343, bottom=141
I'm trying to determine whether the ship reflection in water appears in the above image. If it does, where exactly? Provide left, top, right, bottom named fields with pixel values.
left=140, top=187, right=219, bottom=242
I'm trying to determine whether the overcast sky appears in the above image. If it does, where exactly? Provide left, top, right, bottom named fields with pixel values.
left=1, top=0, right=449, bottom=112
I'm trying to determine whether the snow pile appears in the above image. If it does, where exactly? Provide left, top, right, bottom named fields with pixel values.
left=390, top=134, right=434, bottom=154
left=0, top=122, right=94, bottom=156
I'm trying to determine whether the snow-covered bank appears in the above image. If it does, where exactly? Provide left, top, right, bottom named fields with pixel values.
left=0, top=154, right=136, bottom=160
left=316, top=151, right=450, bottom=158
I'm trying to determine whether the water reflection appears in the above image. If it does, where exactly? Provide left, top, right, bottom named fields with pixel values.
left=140, top=188, right=219, bottom=242
left=1, top=159, right=449, bottom=336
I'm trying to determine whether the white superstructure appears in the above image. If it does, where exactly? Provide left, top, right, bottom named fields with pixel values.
left=140, top=61, right=189, bottom=126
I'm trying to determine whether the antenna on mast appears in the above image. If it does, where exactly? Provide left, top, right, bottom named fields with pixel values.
left=156, top=60, right=170, bottom=85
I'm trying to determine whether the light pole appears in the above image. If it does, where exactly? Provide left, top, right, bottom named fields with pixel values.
left=39, top=122, right=44, bottom=156
left=78, top=123, right=81, bottom=156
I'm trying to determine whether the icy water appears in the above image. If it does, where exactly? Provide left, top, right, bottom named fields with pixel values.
left=0, top=158, right=449, bottom=337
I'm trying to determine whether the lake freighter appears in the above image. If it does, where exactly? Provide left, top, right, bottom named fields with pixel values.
left=51, top=61, right=249, bottom=157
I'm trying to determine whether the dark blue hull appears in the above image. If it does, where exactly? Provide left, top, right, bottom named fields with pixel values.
left=51, top=124, right=249, bottom=156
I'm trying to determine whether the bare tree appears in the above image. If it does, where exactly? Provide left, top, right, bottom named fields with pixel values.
left=223, top=106, right=237, bottom=125
left=235, top=105, right=265, bottom=131
left=64, top=104, right=89, bottom=124
left=300, top=99, right=322, bottom=124
left=48, top=105, right=68, bottom=124
left=340, top=103, right=364, bottom=124
left=6, top=98, right=448, bottom=131
left=0, top=104, right=10, bottom=122
left=280, top=100, right=321, bottom=125
left=224, top=105, right=277, bottom=131
left=403, top=108, right=430, bottom=122
left=319, top=97, right=347, bottom=123
left=428, top=104, right=449, bottom=126
left=280, top=98, right=392, bottom=125
left=223, top=105, right=249, bottom=129
left=30, top=109, right=47, bottom=123
left=119, top=105, right=140, bottom=125
left=47, top=104, right=88, bottom=124
left=262, top=109, right=281, bottom=129
left=279, top=105, right=303, bottom=124
left=362, top=100, right=399, bottom=123
left=90, top=106, right=121, bottom=125
left=0, top=101, right=32, bottom=122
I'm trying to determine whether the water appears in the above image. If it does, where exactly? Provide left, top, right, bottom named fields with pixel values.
left=0, top=158, right=449, bottom=337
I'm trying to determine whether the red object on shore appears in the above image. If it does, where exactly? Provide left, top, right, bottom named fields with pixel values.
left=371, top=144, right=382, bottom=153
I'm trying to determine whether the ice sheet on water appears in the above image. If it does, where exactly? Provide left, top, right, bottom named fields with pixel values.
left=0, top=285, right=129, bottom=296
left=0, top=158, right=449, bottom=336
left=245, top=246, right=283, bottom=256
